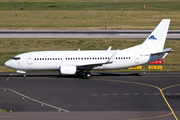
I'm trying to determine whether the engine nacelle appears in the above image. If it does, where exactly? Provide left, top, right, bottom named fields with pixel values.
left=59, top=66, right=76, bottom=75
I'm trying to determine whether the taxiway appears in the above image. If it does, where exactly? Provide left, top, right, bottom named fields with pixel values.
left=0, top=72, right=179, bottom=120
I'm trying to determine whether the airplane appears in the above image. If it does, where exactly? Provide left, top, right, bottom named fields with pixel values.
left=4, top=19, right=173, bottom=77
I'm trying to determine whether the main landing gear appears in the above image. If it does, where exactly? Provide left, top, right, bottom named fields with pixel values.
left=85, top=71, right=91, bottom=78
left=23, top=74, right=26, bottom=77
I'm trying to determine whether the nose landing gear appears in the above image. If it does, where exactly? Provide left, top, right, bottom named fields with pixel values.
left=17, top=70, right=26, bottom=77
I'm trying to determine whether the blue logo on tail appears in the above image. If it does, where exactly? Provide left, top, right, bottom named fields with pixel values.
left=148, top=35, right=157, bottom=40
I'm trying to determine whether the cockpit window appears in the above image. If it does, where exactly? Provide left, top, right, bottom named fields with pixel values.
left=12, top=57, right=20, bottom=60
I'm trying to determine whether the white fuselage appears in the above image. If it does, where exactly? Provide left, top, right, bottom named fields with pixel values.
left=4, top=50, right=164, bottom=71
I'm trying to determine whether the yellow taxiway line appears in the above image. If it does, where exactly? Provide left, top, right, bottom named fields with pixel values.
left=92, top=78, right=178, bottom=120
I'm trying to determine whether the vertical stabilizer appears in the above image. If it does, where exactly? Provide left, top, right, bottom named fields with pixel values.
left=142, top=19, right=170, bottom=52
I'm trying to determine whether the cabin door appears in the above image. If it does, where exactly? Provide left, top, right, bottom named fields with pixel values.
left=27, top=54, right=33, bottom=65
left=135, top=53, right=139, bottom=64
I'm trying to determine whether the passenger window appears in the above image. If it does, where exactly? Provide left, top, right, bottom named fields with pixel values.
left=34, top=58, right=36, bottom=60
left=42, top=58, right=44, bottom=60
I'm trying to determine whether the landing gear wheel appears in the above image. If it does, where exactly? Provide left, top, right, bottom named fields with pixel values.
left=85, top=72, right=91, bottom=78
left=23, top=74, right=26, bottom=77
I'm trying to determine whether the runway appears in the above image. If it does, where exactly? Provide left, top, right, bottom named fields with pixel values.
left=0, top=30, right=180, bottom=39
left=0, top=72, right=180, bottom=120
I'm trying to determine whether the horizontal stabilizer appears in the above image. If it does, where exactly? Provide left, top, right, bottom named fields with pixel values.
left=151, top=48, right=174, bottom=55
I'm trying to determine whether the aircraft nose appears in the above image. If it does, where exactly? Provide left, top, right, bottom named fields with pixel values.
left=4, top=60, right=11, bottom=68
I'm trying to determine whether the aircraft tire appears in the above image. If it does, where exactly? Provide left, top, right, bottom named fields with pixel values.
left=23, top=74, right=26, bottom=77
left=85, top=72, right=91, bottom=78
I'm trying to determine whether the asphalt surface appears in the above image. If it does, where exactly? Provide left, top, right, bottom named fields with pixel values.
left=0, top=72, right=180, bottom=120
left=0, top=30, right=180, bottom=39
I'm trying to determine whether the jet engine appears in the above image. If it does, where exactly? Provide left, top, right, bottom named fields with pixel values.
left=59, top=66, right=76, bottom=75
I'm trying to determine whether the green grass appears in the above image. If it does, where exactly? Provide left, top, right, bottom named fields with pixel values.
left=0, top=0, right=179, bottom=29
left=0, top=108, right=7, bottom=112
left=0, top=11, right=179, bottom=30
left=0, top=1, right=179, bottom=11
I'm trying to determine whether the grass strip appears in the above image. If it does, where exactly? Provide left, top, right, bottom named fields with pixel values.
left=0, top=1, right=179, bottom=11
left=0, top=10, right=179, bottom=30
left=0, top=0, right=179, bottom=30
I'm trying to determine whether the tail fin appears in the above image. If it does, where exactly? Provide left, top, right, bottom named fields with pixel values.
left=142, top=19, right=170, bottom=52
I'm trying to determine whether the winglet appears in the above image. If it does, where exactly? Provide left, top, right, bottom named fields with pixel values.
left=107, top=46, right=112, bottom=51
left=106, top=52, right=117, bottom=64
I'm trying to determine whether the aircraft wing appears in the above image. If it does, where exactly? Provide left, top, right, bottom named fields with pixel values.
left=67, top=52, right=117, bottom=70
